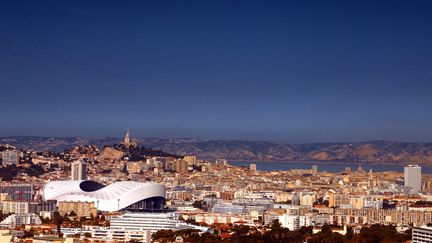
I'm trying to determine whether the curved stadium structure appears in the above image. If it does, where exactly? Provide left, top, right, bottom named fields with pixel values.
left=43, top=180, right=166, bottom=212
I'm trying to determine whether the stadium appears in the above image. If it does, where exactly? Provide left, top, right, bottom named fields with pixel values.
left=43, top=180, right=166, bottom=212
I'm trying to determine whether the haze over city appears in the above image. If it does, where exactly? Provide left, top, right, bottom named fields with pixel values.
left=1, top=1, right=432, bottom=142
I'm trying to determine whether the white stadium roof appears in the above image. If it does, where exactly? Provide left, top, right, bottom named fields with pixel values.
left=43, top=180, right=165, bottom=212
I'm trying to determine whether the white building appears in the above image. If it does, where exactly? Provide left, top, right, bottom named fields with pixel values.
left=277, top=214, right=311, bottom=231
left=405, top=165, right=422, bottom=193
left=43, top=180, right=166, bottom=212
left=91, top=226, right=152, bottom=243
left=0, top=213, right=41, bottom=228
left=88, top=212, right=181, bottom=243
left=313, top=225, right=348, bottom=236
left=62, top=219, right=208, bottom=243
left=110, top=212, right=179, bottom=232
left=310, top=214, right=332, bottom=226
left=311, top=165, right=318, bottom=175
left=1, top=150, right=19, bottom=166
left=61, top=226, right=152, bottom=243
left=61, top=227, right=91, bottom=236
left=364, top=198, right=383, bottom=209
left=412, top=226, right=432, bottom=243
left=71, top=160, right=87, bottom=180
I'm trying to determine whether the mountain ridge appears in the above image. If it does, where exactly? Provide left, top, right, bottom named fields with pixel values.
left=1, top=136, right=432, bottom=166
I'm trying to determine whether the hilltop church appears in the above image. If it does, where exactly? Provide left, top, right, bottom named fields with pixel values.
left=123, top=128, right=137, bottom=147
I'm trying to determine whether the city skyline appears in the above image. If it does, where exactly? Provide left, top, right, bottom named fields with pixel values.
left=1, top=1, right=432, bottom=143
left=0, top=139, right=426, bottom=242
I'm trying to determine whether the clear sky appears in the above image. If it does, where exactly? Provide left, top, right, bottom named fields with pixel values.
left=1, top=1, right=432, bottom=142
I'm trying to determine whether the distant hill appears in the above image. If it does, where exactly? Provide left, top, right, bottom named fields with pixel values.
left=1, top=136, right=432, bottom=166
left=0, top=136, right=120, bottom=152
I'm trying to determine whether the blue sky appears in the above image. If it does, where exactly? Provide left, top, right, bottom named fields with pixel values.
left=1, top=1, right=432, bottom=142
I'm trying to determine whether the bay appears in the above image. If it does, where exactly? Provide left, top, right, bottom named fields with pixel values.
left=229, top=161, right=432, bottom=174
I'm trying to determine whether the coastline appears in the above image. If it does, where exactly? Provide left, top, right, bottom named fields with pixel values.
left=228, top=160, right=413, bottom=166
left=228, top=161, right=432, bottom=174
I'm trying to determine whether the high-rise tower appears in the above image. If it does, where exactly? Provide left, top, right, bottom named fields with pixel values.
left=71, top=160, right=87, bottom=180
left=404, top=165, right=421, bottom=193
